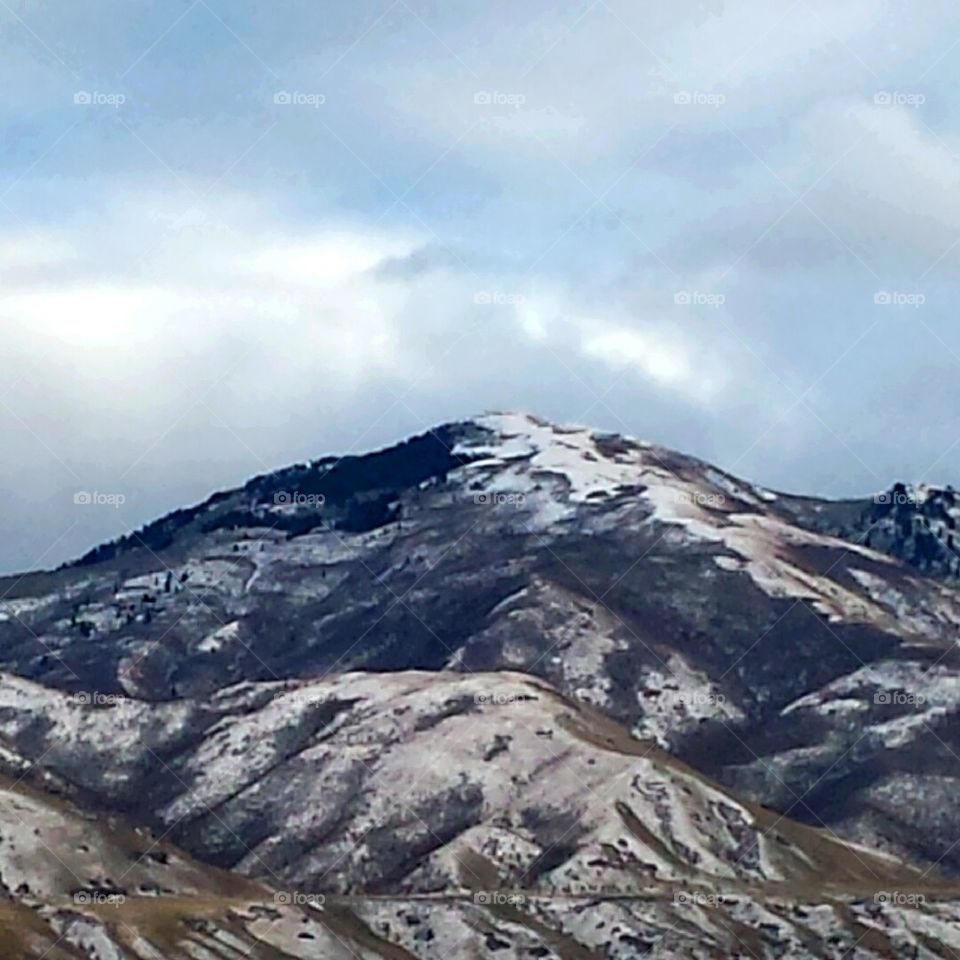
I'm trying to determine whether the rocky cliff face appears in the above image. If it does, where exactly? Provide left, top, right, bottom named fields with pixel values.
left=3, top=412, right=960, bottom=957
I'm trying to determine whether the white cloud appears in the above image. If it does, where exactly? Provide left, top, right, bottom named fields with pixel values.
left=246, top=230, right=420, bottom=288
left=580, top=321, right=720, bottom=403
left=0, top=202, right=426, bottom=384
left=4, top=285, right=180, bottom=346
left=0, top=233, right=77, bottom=273
left=803, top=99, right=960, bottom=237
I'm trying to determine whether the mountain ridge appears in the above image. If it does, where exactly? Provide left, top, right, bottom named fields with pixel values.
left=3, top=412, right=960, bottom=956
left=44, top=411, right=960, bottom=585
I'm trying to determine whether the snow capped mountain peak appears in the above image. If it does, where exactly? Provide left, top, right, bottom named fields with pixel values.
left=4, top=415, right=960, bottom=957
left=457, top=411, right=782, bottom=514
left=456, top=411, right=654, bottom=504
left=449, top=413, right=920, bottom=627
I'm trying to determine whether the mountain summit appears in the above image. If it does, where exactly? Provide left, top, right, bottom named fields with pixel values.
left=2, top=413, right=960, bottom=957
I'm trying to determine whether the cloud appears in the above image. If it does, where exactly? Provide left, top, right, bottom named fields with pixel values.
left=0, top=198, right=425, bottom=380
left=795, top=99, right=960, bottom=269
left=3, top=0, right=960, bottom=572
left=0, top=233, right=77, bottom=272
left=580, top=322, right=720, bottom=403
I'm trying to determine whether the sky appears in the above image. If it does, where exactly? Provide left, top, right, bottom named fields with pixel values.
left=2, top=0, right=960, bottom=573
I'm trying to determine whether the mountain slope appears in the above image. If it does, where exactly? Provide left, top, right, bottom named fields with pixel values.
left=3, top=411, right=960, bottom=956
left=0, top=668, right=925, bottom=894
left=0, top=771, right=383, bottom=958
left=0, top=670, right=958, bottom=959
left=3, top=412, right=958, bottom=871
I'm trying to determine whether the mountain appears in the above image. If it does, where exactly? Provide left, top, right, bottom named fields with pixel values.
left=2, top=411, right=960, bottom=956
left=0, top=670, right=958, bottom=958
